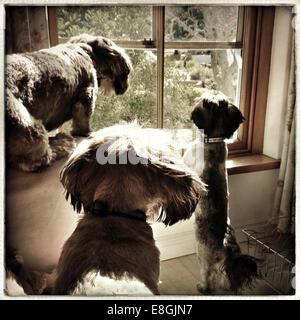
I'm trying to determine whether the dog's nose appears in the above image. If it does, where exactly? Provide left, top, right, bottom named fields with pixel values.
left=115, top=79, right=128, bottom=95
left=116, top=88, right=127, bottom=95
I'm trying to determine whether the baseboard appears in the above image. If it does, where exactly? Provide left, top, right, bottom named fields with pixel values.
left=154, top=219, right=269, bottom=261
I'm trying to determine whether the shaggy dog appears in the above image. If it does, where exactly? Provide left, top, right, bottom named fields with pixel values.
left=53, top=123, right=206, bottom=295
left=6, top=34, right=132, bottom=172
left=5, top=246, right=47, bottom=295
left=184, top=93, right=258, bottom=294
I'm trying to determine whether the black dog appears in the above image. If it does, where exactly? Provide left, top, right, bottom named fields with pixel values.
left=6, top=34, right=132, bottom=172
left=185, top=93, right=258, bottom=294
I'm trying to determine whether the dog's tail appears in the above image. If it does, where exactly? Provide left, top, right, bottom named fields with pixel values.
left=223, top=225, right=260, bottom=292
left=224, top=251, right=260, bottom=293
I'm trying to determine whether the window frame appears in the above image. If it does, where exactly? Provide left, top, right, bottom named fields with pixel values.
left=48, top=5, right=274, bottom=156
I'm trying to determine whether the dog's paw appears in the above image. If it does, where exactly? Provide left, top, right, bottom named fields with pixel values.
left=49, top=133, right=76, bottom=160
left=18, top=150, right=52, bottom=173
left=197, top=283, right=211, bottom=295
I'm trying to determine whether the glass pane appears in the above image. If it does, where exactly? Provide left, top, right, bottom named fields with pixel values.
left=165, top=6, right=239, bottom=42
left=63, top=50, right=157, bottom=132
left=58, top=6, right=152, bottom=41
left=164, top=49, right=243, bottom=129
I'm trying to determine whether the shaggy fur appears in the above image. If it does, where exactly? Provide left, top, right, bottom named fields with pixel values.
left=6, top=34, right=132, bottom=172
left=185, top=93, right=258, bottom=294
left=53, top=123, right=206, bottom=295
left=5, top=246, right=47, bottom=295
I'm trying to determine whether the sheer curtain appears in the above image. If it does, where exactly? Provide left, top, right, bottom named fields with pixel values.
left=6, top=6, right=51, bottom=54
left=270, top=31, right=296, bottom=235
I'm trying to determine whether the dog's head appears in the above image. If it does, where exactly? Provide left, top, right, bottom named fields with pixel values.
left=60, top=123, right=206, bottom=226
left=191, top=92, right=244, bottom=138
left=68, top=34, right=132, bottom=96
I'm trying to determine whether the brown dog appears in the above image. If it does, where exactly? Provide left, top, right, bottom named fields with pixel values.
left=53, top=123, right=206, bottom=295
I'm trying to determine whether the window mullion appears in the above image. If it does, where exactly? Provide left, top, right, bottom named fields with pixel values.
left=47, top=7, right=59, bottom=47
left=236, top=6, right=245, bottom=44
left=152, top=6, right=157, bottom=43
left=164, top=41, right=243, bottom=50
left=154, top=6, right=165, bottom=129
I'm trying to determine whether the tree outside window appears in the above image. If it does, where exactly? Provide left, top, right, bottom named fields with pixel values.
left=58, top=6, right=241, bottom=132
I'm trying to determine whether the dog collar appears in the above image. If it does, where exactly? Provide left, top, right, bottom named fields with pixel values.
left=86, top=200, right=146, bottom=222
left=204, top=136, right=226, bottom=144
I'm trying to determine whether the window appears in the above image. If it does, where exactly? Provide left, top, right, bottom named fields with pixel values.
left=49, top=6, right=274, bottom=155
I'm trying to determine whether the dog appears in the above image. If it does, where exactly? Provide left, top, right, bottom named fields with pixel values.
left=53, top=123, right=206, bottom=295
left=5, top=246, right=47, bottom=296
left=184, top=93, right=258, bottom=294
left=6, top=34, right=132, bottom=172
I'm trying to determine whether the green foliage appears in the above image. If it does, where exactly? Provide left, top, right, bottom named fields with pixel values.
left=58, top=6, right=152, bottom=40
left=63, top=49, right=157, bottom=132
left=58, top=6, right=238, bottom=130
left=163, top=52, right=216, bottom=128
left=165, top=6, right=205, bottom=41
left=91, top=50, right=157, bottom=130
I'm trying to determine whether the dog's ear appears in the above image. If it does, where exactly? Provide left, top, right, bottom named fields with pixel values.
left=91, top=37, right=113, bottom=48
left=68, top=34, right=132, bottom=76
left=68, top=34, right=113, bottom=64
left=68, top=34, right=112, bottom=47
left=191, top=105, right=207, bottom=130
left=223, top=103, right=245, bottom=138
left=89, top=38, right=116, bottom=58
left=191, top=95, right=218, bottom=132
left=156, top=172, right=205, bottom=226
left=89, top=37, right=132, bottom=75
left=60, top=143, right=101, bottom=213
left=128, top=126, right=207, bottom=226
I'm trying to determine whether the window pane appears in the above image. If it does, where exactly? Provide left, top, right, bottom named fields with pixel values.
left=58, top=6, right=152, bottom=41
left=164, top=49, right=243, bottom=129
left=63, top=50, right=157, bottom=132
left=165, top=6, right=239, bottom=42
left=92, top=50, right=157, bottom=130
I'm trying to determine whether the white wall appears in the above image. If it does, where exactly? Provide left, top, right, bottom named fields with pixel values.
left=154, top=7, right=292, bottom=261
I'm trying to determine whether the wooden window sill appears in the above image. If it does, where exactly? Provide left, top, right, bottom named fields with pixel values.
left=227, top=154, right=280, bottom=175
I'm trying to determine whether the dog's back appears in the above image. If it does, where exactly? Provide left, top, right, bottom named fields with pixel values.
left=6, top=44, right=93, bottom=131
left=53, top=214, right=160, bottom=295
